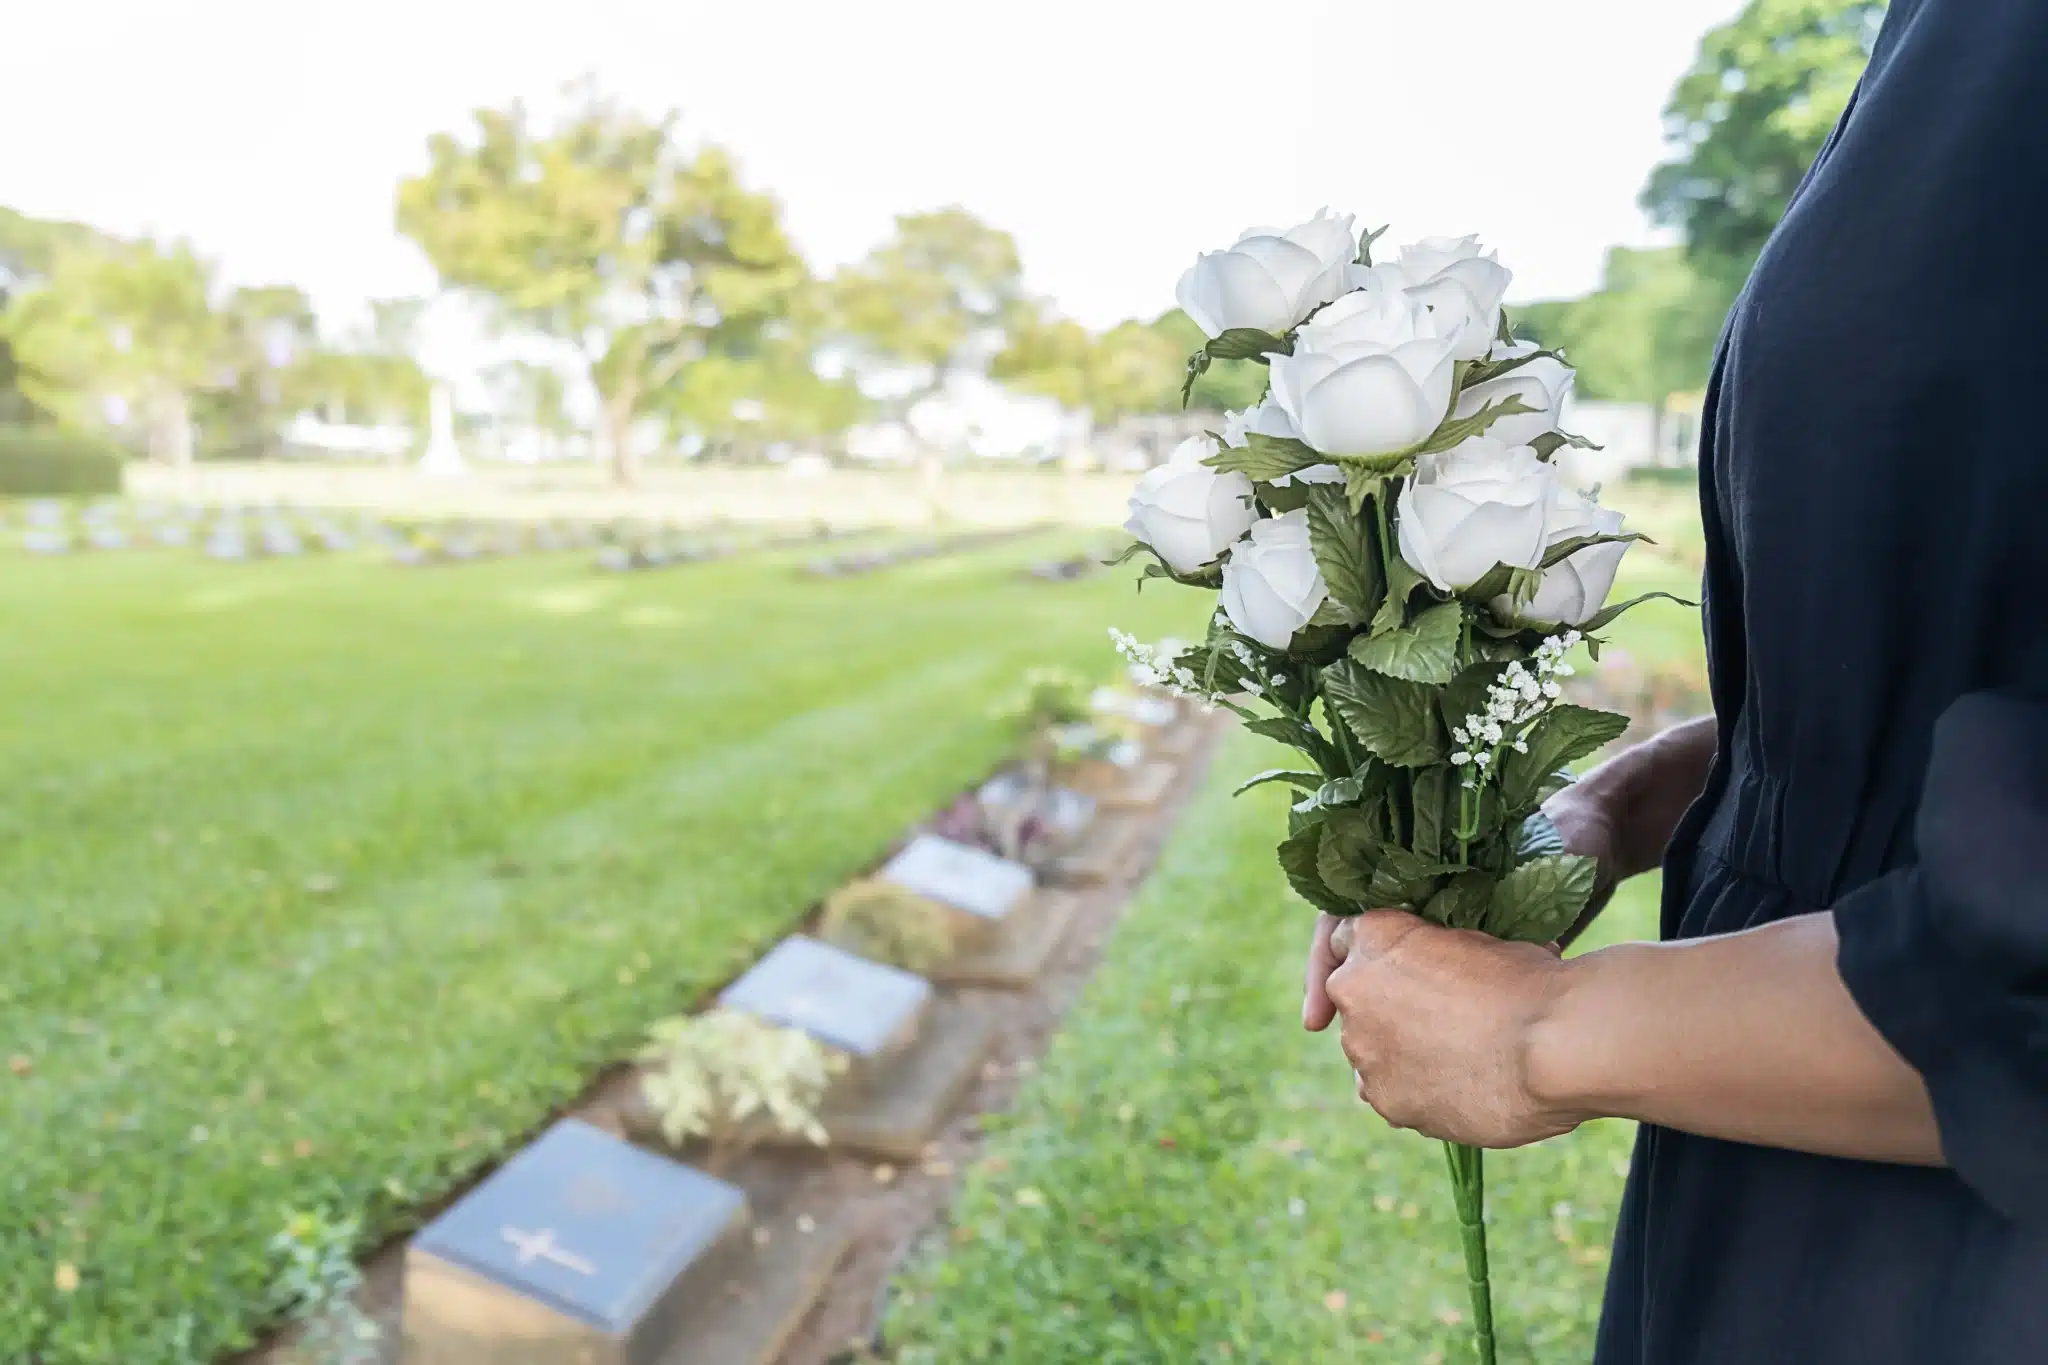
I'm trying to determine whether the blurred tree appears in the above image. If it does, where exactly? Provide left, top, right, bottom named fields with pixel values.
left=1513, top=246, right=1734, bottom=457
left=397, top=87, right=808, bottom=485
left=1643, top=0, right=1885, bottom=274
left=0, top=207, right=108, bottom=425
left=195, top=284, right=320, bottom=458
left=638, top=271, right=866, bottom=462
left=829, top=207, right=1022, bottom=428
left=0, top=236, right=225, bottom=464
left=992, top=305, right=1185, bottom=425
left=1148, top=308, right=1271, bottom=413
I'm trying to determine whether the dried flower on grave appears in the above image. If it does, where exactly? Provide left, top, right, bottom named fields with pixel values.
left=820, top=879, right=957, bottom=973
left=636, top=1009, right=848, bottom=1166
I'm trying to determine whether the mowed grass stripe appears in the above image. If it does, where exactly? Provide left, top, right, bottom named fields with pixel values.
left=0, top=529, right=1198, bottom=1364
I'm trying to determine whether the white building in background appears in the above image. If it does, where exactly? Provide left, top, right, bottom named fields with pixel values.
left=1551, top=395, right=1702, bottom=490
left=282, top=413, right=414, bottom=460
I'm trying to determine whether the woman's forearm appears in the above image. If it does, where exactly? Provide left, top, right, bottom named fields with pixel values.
left=1582, top=713, right=1719, bottom=879
left=1528, top=912, right=1944, bottom=1164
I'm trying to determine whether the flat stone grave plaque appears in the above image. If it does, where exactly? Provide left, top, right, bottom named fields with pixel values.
left=261, top=527, right=303, bottom=556
left=596, top=547, right=632, bottom=572
left=153, top=525, right=192, bottom=547
left=879, top=833, right=1035, bottom=943
left=23, top=530, right=71, bottom=554
left=718, top=935, right=929, bottom=1064
left=86, top=527, right=130, bottom=551
left=206, top=535, right=250, bottom=561
left=403, top=1117, right=748, bottom=1365
left=25, top=500, right=64, bottom=526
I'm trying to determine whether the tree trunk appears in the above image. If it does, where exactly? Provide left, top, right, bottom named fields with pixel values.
left=604, top=398, right=640, bottom=488
left=149, top=388, right=194, bottom=468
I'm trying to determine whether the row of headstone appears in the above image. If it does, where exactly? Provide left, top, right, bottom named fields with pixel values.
left=4, top=497, right=406, bottom=561
left=400, top=830, right=1045, bottom=1363
left=593, top=523, right=862, bottom=576
left=398, top=697, right=1208, bottom=1362
left=802, top=525, right=1047, bottom=579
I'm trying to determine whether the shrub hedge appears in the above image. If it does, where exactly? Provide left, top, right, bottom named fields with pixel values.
left=0, top=426, right=124, bottom=496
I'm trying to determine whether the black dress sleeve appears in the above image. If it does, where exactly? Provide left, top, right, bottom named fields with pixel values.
left=1835, top=689, right=2048, bottom=1223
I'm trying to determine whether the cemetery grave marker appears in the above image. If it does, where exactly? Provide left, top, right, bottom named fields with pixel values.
left=717, top=936, right=929, bottom=1066
left=403, top=1117, right=841, bottom=1365
left=712, top=936, right=993, bottom=1158
left=878, top=833, right=1035, bottom=946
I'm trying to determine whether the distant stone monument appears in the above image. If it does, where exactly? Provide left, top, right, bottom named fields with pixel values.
left=419, top=384, right=466, bottom=480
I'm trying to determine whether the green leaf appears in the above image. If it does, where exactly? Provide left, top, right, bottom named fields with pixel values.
left=1316, top=810, right=1381, bottom=901
left=1277, top=823, right=1358, bottom=916
left=1515, top=811, right=1568, bottom=860
left=1439, top=661, right=1508, bottom=737
left=1366, top=846, right=1468, bottom=910
left=1495, top=306, right=1515, bottom=348
left=1257, top=479, right=1315, bottom=514
left=1486, top=854, right=1598, bottom=943
left=1498, top=705, right=1630, bottom=813
left=1103, top=541, right=1149, bottom=567
left=1369, top=553, right=1428, bottom=636
left=1204, top=432, right=1324, bottom=481
left=1349, top=601, right=1461, bottom=684
left=1417, top=393, right=1538, bottom=454
left=1423, top=870, right=1497, bottom=931
left=1320, top=659, right=1444, bottom=768
left=1245, top=714, right=1338, bottom=772
left=1576, top=589, right=1697, bottom=634
left=1357, top=223, right=1390, bottom=266
left=1307, top=597, right=1354, bottom=627
left=1119, top=539, right=1226, bottom=590
left=1529, top=429, right=1603, bottom=460
left=1207, top=328, right=1291, bottom=362
left=1540, top=531, right=1649, bottom=570
left=1303, top=486, right=1382, bottom=625
left=1181, top=350, right=1211, bottom=408
left=1232, top=769, right=1322, bottom=798
left=1408, top=764, right=1453, bottom=862
left=1458, top=345, right=1563, bottom=389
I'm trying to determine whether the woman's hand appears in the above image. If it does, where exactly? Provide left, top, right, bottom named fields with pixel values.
left=1314, top=911, right=1590, bottom=1148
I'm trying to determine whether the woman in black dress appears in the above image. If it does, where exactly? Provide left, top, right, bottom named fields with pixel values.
left=1302, top=2, right=2047, bottom=1359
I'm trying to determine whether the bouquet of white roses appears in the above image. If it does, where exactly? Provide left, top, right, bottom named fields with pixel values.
left=1114, top=210, right=1684, bottom=1364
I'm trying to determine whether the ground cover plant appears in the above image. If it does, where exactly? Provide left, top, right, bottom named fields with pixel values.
left=0, top=526, right=1199, bottom=1364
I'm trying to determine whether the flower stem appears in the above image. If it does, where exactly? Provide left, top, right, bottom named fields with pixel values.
left=1442, top=1141, right=1497, bottom=1365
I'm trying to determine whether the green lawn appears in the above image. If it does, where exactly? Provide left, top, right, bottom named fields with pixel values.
left=0, top=531, right=1198, bottom=1365
left=883, top=728, right=1660, bottom=1365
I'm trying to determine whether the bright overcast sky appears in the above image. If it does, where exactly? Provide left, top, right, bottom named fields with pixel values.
left=2, top=0, right=1742, bottom=343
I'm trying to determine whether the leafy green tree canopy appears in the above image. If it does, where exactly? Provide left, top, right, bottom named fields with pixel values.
left=1643, top=0, right=1885, bottom=272
left=0, top=236, right=224, bottom=464
left=830, top=207, right=1022, bottom=415
left=396, top=88, right=808, bottom=484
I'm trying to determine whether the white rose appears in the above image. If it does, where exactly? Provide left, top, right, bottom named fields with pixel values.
left=1499, top=486, right=1629, bottom=626
left=1346, top=235, right=1513, bottom=362
left=1268, top=335, right=1459, bottom=459
left=1175, top=208, right=1357, bottom=338
left=1453, top=344, right=1576, bottom=446
left=1219, top=509, right=1329, bottom=650
left=1123, top=435, right=1258, bottom=574
left=1395, top=436, right=1557, bottom=592
left=1224, top=396, right=1342, bottom=487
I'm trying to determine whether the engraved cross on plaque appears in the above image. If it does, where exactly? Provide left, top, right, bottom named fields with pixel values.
left=500, top=1225, right=598, bottom=1277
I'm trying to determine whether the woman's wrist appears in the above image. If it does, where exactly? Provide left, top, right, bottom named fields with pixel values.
left=1523, top=943, right=1643, bottom=1124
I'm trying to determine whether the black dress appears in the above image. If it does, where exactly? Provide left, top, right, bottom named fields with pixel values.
left=1595, top=2, right=2048, bottom=1361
